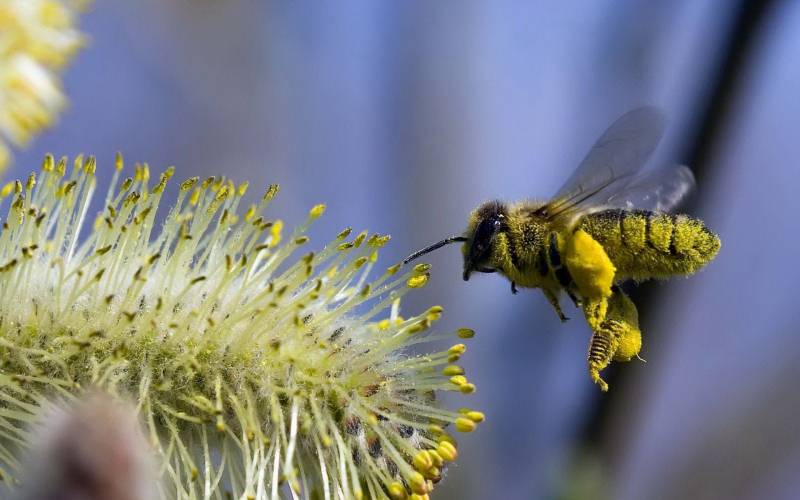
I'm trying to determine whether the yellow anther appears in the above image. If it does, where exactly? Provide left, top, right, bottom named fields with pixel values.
left=371, top=234, right=391, bottom=247
left=244, top=204, right=257, bottom=221
left=459, top=383, right=476, bottom=394
left=388, top=482, right=407, bottom=499
left=123, top=191, right=140, bottom=207
left=406, top=274, right=429, bottom=288
left=84, top=156, right=96, bottom=174
left=457, top=328, right=475, bottom=339
left=413, top=263, right=431, bottom=273
left=427, top=424, right=444, bottom=435
left=423, top=466, right=440, bottom=480
left=441, top=365, right=464, bottom=376
left=56, top=157, right=67, bottom=176
left=26, top=173, right=36, bottom=190
left=436, top=441, right=458, bottom=462
left=448, top=344, right=466, bottom=355
left=237, top=181, right=249, bottom=196
left=42, top=153, right=55, bottom=172
left=386, top=263, right=401, bottom=276
left=413, top=450, right=433, bottom=471
left=309, top=204, right=326, bottom=218
left=455, top=417, right=477, bottom=432
left=428, top=450, right=444, bottom=467
left=353, top=231, right=367, bottom=247
left=264, top=184, right=280, bottom=200
left=426, top=305, right=443, bottom=322
left=408, top=471, right=428, bottom=495
left=449, top=375, right=467, bottom=386
left=189, top=188, right=203, bottom=205
left=337, top=227, right=352, bottom=240
left=466, top=411, right=485, bottom=423
left=214, top=185, right=230, bottom=202
left=406, top=320, right=429, bottom=335
left=426, top=311, right=441, bottom=322
left=115, top=151, right=124, bottom=171
left=180, top=177, right=199, bottom=192
left=270, top=220, right=283, bottom=247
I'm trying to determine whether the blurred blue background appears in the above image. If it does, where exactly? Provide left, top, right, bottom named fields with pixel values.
left=10, top=1, right=800, bottom=499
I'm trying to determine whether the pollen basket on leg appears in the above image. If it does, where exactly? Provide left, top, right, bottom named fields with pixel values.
left=0, top=155, right=481, bottom=499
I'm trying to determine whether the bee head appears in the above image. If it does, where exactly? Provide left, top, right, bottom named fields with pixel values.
left=400, top=201, right=507, bottom=278
left=463, top=201, right=507, bottom=281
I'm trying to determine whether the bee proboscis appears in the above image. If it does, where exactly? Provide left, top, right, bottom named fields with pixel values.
left=405, top=107, right=721, bottom=391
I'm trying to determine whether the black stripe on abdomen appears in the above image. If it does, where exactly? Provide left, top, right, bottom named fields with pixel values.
left=668, top=214, right=678, bottom=255
left=548, top=233, right=561, bottom=267
left=536, top=247, right=548, bottom=276
left=546, top=231, right=573, bottom=288
left=507, top=231, right=522, bottom=271
left=644, top=211, right=655, bottom=250
left=555, top=266, right=573, bottom=288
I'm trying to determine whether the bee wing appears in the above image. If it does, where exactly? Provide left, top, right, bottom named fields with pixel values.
left=543, top=106, right=666, bottom=224
left=604, top=165, right=696, bottom=212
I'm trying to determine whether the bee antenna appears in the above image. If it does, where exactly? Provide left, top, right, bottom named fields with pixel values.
left=403, top=236, right=468, bottom=265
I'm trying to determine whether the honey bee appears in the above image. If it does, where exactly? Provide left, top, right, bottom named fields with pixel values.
left=404, top=107, right=721, bottom=391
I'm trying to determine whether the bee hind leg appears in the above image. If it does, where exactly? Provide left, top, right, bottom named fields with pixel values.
left=542, top=289, right=569, bottom=322
left=587, top=323, right=620, bottom=392
left=511, top=281, right=518, bottom=295
left=585, top=289, right=641, bottom=391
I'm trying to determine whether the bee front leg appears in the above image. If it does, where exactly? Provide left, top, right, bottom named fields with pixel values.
left=542, top=289, right=569, bottom=322
left=567, top=289, right=581, bottom=308
left=511, top=281, right=518, bottom=295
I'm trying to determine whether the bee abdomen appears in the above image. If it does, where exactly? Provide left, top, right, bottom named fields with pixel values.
left=641, top=211, right=720, bottom=263
left=581, top=209, right=720, bottom=279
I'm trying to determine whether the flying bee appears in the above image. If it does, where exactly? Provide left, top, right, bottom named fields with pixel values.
left=404, top=107, right=721, bottom=391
